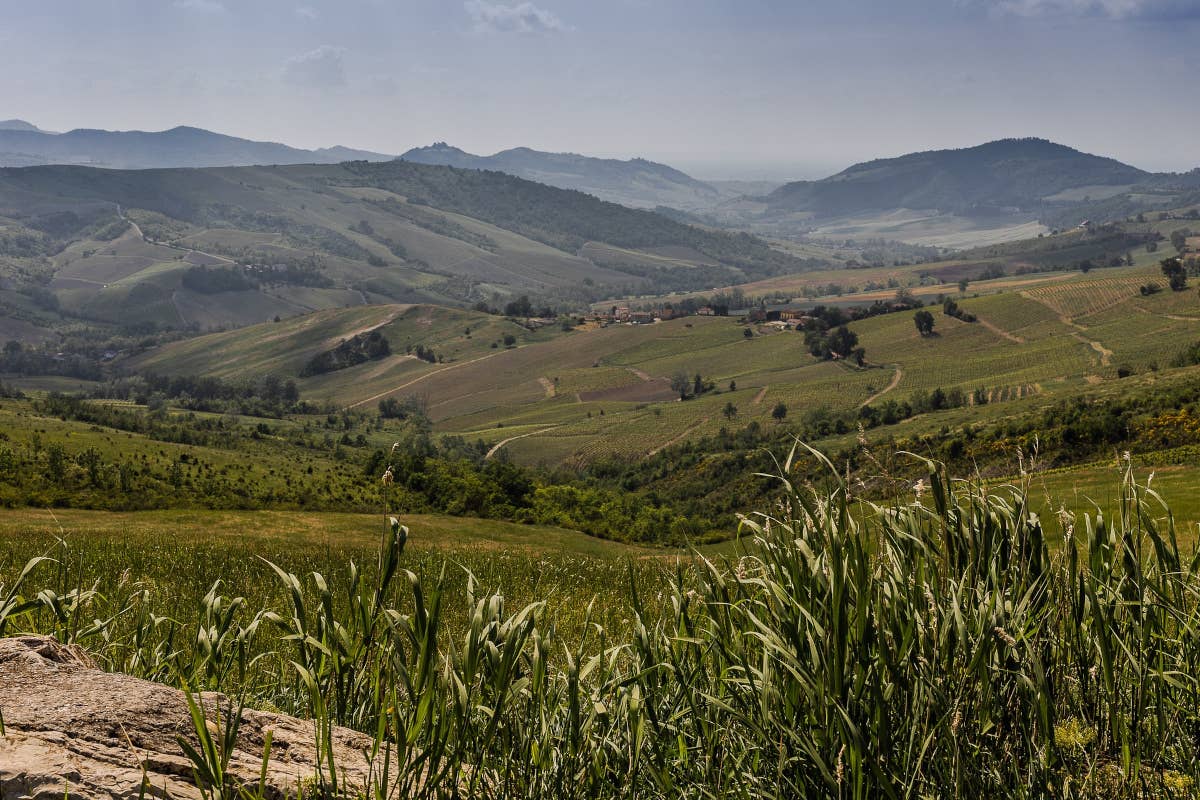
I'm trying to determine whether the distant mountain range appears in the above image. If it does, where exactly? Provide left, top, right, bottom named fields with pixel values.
left=0, top=121, right=394, bottom=169
left=2, top=120, right=1196, bottom=249
left=398, top=142, right=730, bottom=210
left=0, top=122, right=751, bottom=211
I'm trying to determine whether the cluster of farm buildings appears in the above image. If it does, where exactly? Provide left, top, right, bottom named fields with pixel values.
left=578, top=304, right=816, bottom=329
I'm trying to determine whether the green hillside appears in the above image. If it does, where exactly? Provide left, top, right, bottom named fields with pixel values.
left=706, top=138, right=1200, bottom=249
left=0, top=160, right=827, bottom=340
left=124, top=251, right=1200, bottom=477
left=765, top=138, right=1151, bottom=216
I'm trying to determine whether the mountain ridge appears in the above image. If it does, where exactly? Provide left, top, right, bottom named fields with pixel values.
left=0, top=123, right=395, bottom=169
left=764, top=137, right=1155, bottom=217
left=399, top=142, right=724, bottom=210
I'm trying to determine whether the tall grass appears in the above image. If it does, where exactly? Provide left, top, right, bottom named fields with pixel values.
left=3, top=447, right=1200, bottom=798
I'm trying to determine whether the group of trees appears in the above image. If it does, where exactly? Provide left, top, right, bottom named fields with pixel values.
left=90, top=372, right=308, bottom=417
left=300, top=330, right=392, bottom=377
left=941, top=298, right=977, bottom=323
left=378, top=395, right=428, bottom=420
left=805, top=325, right=864, bottom=364
left=1, top=341, right=103, bottom=381
left=1161, top=257, right=1189, bottom=291
left=671, top=372, right=717, bottom=401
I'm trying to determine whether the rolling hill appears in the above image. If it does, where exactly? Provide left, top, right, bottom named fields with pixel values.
left=765, top=138, right=1150, bottom=217
left=0, top=122, right=394, bottom=169
left=0, top=159, right=825, bottom=337
left=710, top=138, right=1200, bottom=249
left=399, top=142, right=726, bottom=210
left=126, top=247, right=1200, bottom=472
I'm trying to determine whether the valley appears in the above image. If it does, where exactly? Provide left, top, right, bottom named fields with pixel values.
left=4, top=128, right=1200, bottom=800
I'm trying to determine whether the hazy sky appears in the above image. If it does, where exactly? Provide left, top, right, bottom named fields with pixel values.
left=2, top=0, right=1198, bottom=179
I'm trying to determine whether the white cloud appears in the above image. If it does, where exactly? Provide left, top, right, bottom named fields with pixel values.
left=174, top=0, right=226, bottom=12
left=980, top=0, right=1200, bottom=18
left=464, top=1, right=570, bottom=33
left=282, top=45, right=347, bottom=89
left=296, top=6, right=318, bottom=20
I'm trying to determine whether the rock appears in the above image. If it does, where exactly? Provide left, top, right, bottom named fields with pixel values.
left=0, top=635, right=376, bottom=799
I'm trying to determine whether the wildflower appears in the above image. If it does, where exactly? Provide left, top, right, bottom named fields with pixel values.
left=913, top=478, right=927, bottom=500
left=835, top=745, right=845, bottom=786
left=951, top=709, right=962, bottom=735
left=390, top=441, right=401, bottom=454
left=1053, top=718, right=1097, bottom=752
left=381, top=467, right=394, bottom=486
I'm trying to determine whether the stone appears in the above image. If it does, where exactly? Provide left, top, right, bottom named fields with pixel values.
left=0, top=635, right=377, bottom=799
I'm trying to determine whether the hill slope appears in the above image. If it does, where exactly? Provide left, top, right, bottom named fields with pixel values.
left=703, top=138, right=1200, bottom=249
left=399, top=142, right=724, bottom=210
left=765, top=138, right=1151, bottom=217
left=0, top=160, right=824, bottom=335
left=0, top=123, right=394, bottom=169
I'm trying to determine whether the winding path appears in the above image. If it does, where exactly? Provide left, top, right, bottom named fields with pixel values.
left=1020, top=291, right=1089, bottom=331
left=485, top=426, right=561, bottom=460
left=648, top=417, right=710, bottom=457
left=625, top=367, right=652, bottom=381
left=860, top=367, right=903, bottom=408
left=752, top=385, right=769, bottom=406
left=347, top=348, right=514, bottom=409
left=975, top=316, right=1025, bottom=344
left=1073, top=333, right=1113, bottom=366
left=116, top=203, right=236, bottom=265
left=1133, top=305, right=1200, bottom=323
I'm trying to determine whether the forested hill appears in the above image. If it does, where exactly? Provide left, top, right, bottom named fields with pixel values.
left=398, top=142, right=722, bottom=210
left=765, top=138, right=1153, bottom=216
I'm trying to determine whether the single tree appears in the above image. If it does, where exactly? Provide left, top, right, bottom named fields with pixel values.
left=827, top=326, right=859, bottom=359
left=722, top=401, right=737, bottom=420
left=958, top=278, right=969, bottom=294
left=772, top=401, right=788, bottom=423
left=914, top=310, right=936, bottom=336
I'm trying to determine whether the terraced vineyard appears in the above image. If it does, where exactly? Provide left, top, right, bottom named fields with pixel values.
left=1021, top=266, right=1158, bottom=323
left=120, top=253, right=1200, bottom=469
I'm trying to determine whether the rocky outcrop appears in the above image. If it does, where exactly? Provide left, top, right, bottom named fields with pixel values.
left=0, top=636, right=376, bottom=799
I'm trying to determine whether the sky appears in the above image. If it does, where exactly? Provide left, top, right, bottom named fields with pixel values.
left=1, top=0, right=1198, bottom=180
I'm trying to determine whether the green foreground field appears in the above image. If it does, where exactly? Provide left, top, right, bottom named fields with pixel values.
left=5, top=460, right=1200, bottom=797
left=0, top=508, right=679, bottom=644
